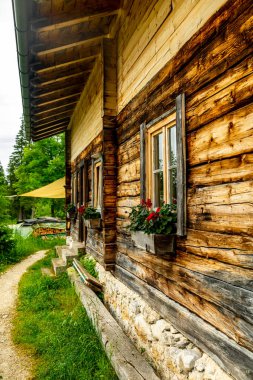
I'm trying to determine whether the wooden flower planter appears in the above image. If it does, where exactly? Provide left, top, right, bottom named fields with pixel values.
left=83, top=218, right=102, bottom=229
left=131, top=231, right=176, bottom=255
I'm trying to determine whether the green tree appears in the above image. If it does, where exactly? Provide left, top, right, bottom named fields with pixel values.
left=0, top=162, right=10, bottom=222
left=14, top=134, right=65, bottom=218
left=7, top=118, right=29, bottom=220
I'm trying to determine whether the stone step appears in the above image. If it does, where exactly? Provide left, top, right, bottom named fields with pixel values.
left=62, top=248, right=79, bottom=265
left=52, top=257, right=66, bottom=275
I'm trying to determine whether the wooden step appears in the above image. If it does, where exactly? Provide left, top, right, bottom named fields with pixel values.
left=52, top=257, right=66, bottom=275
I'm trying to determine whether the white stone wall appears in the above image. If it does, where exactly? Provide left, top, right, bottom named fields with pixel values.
left=96, top=262, right=232, bottom=380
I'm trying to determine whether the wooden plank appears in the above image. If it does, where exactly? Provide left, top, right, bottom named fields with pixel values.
left=68, top=268, right=160, bottom=380
left=117, top=181, right=140, bottom=198
left=178, top=229, right=253, bottom=269
left=188, top=153, right=253, bottom=187
left=187, top=54, right=253, bottom=131
left=116, top=248, right=253, bottom=325
left=118, top=132, right=140, bottom=166
left=187, top=180, right=253, bottom=235
left=32, top=9, right=119, bottom=32
left=118, top=159, right=140, bottom=184
left=116, top=249, right=253, bottom=352
left=118, top=0, right=228, bottom=110
left=188, top=103, right=253, bottom=166
left=117, top=1, right=252, bottom=143
left=176, top=94, right=186, bottom=236
left=115, top=266, right=253, bottom=380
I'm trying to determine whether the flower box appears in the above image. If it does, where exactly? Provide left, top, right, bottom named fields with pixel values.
left=83, top=218, right=101, bottom=229
left=132, top=231, right=176, bottom=255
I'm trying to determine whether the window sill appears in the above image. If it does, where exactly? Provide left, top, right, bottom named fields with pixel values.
left=131, top=231, right=176, bottom=256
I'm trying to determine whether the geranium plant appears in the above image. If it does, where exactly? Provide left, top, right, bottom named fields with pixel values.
left=129, top=199, right=176, bottom=235
left=82, top=206, right=101, bottom=220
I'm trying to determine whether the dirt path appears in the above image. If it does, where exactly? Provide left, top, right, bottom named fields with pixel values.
left=0, top=250, right=47, bottom=380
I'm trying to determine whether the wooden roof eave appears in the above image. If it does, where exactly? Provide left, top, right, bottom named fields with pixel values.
left=13, top=0, right=122, bottom=141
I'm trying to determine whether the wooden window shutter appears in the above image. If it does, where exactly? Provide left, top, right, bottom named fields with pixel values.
left=140, top=122, right=146, bottom=201
left=176, top=93, right=186, bottom=236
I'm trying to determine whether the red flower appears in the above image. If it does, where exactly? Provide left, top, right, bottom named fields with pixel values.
left=77, top=205, right=85, bottom=214
left=141, top=199, right=146, bottom=206
left=156, top=207, right=161, bottom=213
left=146, top=198, right=152, bottom=208
left=146, top=212, right=157, bottom=221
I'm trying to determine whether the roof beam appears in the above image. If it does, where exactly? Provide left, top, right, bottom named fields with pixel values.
left=32, top=101, right=78, bottom=117
left=33, top=120, right=68, bottom=132
left=31, top=109, right=74, bottom=123
left=33, top=35, right=105, bottom=58
left=31, top=84, right=82, bottom=102
left=32, top=128, right=66, bottom=141
left=32, top=9, right=119, bottom=32
left=32, top=117, right=70, bottom=130
left=31, top=70, right=91, bottom=88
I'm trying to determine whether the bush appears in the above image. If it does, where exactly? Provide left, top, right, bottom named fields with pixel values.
left=0, top=224, right=16, bottom=264
left=0, top=226, right=65, bottom=273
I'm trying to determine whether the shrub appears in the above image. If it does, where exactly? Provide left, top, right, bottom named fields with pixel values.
left=0, top=224, right=16, bottom=264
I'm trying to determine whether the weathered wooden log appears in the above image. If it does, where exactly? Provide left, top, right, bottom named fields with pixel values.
left=68, top=268, right=160, bottom=380
left=115, top=266, right=253, bottom=380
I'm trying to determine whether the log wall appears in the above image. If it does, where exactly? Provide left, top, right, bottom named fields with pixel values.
left=117, top=0, right=227, bottom=112
left=70, top=58, right=103, bottom=161
left=115, top=0, right=253, bottom=377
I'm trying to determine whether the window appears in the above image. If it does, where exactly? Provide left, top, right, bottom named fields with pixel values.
left=92, top=155, right=103, bottom=210
left=140, top=93, right=186, bottom=236
left=146, top=113, right=177, bottom=208
left=94, top=161, right=102, bottom=209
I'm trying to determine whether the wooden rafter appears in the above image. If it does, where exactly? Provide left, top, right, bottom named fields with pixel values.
left=32, top=9, right=119, bottom=32
left=33, top=36, right=105, bottom=57
left=33, top=55, right=98, bottom=76
left=32, top=101, right=78, bottom=117
left=33, top=117, right=71, bottom=130
left=32, top=108, right=74, bottom=123
left=31, top=70, right=92, bottom=88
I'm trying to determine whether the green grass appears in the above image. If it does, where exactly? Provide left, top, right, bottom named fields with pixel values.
left=13, top=252, right=118, bottom=380
left=0, top=234, right=65, bottom=274
left=79, top=255, right=98, bottom=278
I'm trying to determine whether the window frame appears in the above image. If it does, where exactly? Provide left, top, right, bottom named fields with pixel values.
left=140, top=93, right=186, bottom=236
left=146, top=112, right=176, bottom=208
left=91, top=154, right=103, bottom=211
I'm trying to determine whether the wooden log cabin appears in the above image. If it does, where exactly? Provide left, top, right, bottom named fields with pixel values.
left=13, top=0, right=253, bottom=378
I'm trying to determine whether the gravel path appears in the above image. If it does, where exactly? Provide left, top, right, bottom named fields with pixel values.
left=0, top=251, right=47, bottom=380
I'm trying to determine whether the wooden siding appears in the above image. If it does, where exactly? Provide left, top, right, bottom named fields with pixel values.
left=117, top=0, right=227, bottom=112
left=70, top=58, right=103, bottom=161
left=115, top=0, right=253, bottom=377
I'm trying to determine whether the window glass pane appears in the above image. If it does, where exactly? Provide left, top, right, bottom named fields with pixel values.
left=169, top=167, right=177, bottom=203
left=154, top=171, right=164, bottom=207
left=169, top=125, right=177, bottom=167
left=153, top=133, right=163, bottom=170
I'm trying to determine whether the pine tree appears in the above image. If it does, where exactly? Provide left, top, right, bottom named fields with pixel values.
left=0, top=161, right=10, bottom=222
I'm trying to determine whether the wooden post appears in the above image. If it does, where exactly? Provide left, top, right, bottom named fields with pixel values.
left=102, top=38, right=117, bottom=269
left=65, top=129, right=72, bottom=236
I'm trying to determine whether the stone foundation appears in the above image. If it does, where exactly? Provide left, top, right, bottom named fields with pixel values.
left=96, top=262, right=232, bottom=380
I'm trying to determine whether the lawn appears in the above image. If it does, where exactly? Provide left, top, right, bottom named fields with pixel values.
left=12, top=251, right=118, bottom=380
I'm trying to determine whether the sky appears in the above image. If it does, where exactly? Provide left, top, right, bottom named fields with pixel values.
left=0, top=0, right=23, bottom=173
